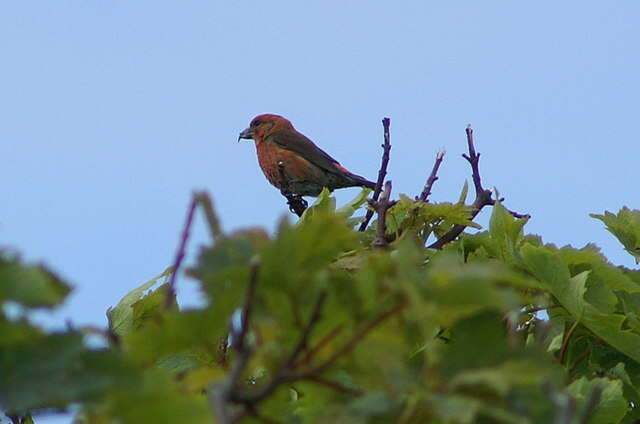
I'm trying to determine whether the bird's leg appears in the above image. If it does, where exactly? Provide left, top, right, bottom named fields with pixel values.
left=277, top=161, right=308, bottom=217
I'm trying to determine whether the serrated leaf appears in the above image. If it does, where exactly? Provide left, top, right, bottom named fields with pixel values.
left=591, top=207, right=640, bottom=263
left=522, top=244, right=640, bottom=364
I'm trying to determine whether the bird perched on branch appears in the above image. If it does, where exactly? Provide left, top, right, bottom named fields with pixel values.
left=238, top=114, right=376, bottom=197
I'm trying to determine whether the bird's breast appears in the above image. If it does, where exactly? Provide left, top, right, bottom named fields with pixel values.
left=255, top=141, right=325, bottom=191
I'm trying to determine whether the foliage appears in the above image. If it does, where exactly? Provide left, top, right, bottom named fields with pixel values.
left=1, top=196, right=640, bottom=423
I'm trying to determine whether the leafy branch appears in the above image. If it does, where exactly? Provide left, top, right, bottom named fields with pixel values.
left=209, top=272, right=407, bottom=423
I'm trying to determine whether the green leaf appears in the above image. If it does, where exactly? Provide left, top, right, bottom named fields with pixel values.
left=437, top=312, right=510, bottom=378
left=0, top=332, right=136, bottom=412
left=90, top=370, right=213, bottom=424
left=458, top=180, right=469, bottom=205
left=489, top=200, right=528, bottom=264
left=566, top=376, right=627, bottom=424
left=0, top=252, right=71, bottom=308
left=336, top=187, right=372, bottom=220
left=591, top=207, right=640, bottom=263
left=300, top=187, right=336, bottom=223
left=522, top=244, right=640, bottom=364
left=107, top=267, right=173, bottom=337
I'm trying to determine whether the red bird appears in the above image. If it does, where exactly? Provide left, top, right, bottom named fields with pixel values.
left=238, top=114, right=376, bottom=197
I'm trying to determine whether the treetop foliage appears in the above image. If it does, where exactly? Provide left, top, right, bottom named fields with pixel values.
left=2, top=189, right=640, bottom=423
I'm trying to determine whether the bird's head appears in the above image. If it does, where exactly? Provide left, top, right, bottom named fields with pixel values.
left=238, top=114, right=294, bottom=143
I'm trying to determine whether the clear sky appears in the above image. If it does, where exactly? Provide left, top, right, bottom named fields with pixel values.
left=1, top=2, right=639, bottom=421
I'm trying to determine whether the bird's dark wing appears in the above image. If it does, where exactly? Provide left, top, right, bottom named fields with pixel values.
left=266, top=129, right=344, bottom=175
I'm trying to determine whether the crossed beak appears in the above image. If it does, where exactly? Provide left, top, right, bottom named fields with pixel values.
left=238, top=127, right=254, bottom=142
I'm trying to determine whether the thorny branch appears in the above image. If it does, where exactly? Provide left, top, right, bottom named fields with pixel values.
left=278, top=161, right=308, bottom=217
left=359, top=117, right=392, bottom=232
left=427, top=126, right=529, bottom=250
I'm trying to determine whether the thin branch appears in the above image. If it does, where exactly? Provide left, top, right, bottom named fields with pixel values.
left=194, top=191, right=223, bottom=241
left=428, top=126, right=529, bottom=250
left=231, top=299, right=406, bottom=407
left=418, top=150, right=446, bottom=202
left=303, top=375, right=364, bottom=397
left=209, top=265, right=260, bottom=424
left=297, top=299, right=406, bottom=378
left=285, top=292, right=328, bottom=367
left=359, top=117, right=392, bottom=232
left=165, top=194, right=199, bottom=308
left=278, top=161, right=308, bottom=217
left=559, top=319, right=580, bottom=365
left=294, top=324, right=345, bottom=369
left=233, top=264, right=260, bottom=353
left=368, top=181, right=398, bottom=248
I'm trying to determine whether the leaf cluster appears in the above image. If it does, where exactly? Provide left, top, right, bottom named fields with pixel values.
left=2, top=196, right=640, bottom=424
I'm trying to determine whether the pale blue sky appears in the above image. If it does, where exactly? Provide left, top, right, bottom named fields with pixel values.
left=1, top=2, right=639, bottom=421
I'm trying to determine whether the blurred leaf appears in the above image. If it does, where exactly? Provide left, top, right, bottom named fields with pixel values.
left=0, top=252, right=71, bottom=308
left=591, top=207, right=640, bottom=263
left=0, top=332, right=135, bottom=412
left=566, top=376, right=627, bottom=424
left=93, top=371, right=213, bottom=424
left=301, top=188, right=336, bottom=223
left=107, top=267, right=173, bottom=337
left=336, top=187, right=372, bottom=220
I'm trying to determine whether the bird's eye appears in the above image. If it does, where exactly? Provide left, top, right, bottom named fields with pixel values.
left=252, top=120, right=261, bottom=127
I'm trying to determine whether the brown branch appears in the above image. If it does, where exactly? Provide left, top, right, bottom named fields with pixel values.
left=230, top=299, right=406, bottom=408
left=359, top=117, right=392, bottom=231
left=418, top=150, right=446, bottom=202
left=294, top=324, right=345, bottom=369
left=303, top=375, right=364, bottom=397
left=369, top=181, right=398, bottom=248
left=165, top=194, right=199, bottom=308
left=284, top=292, right=328, bottom=367
left=233, top=264, right=260, bottom=353
left=296, top=299, right=407, bottom=378
left=194, top=191, right=223, bottom=241
left=209, top=265, right=260, bottom=424
left=278, top=161, right=308, bottom=217
left=427, top=126, right=529, bottom=250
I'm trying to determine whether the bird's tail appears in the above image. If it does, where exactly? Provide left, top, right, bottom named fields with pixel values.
left=349, top=173, right=377, bottom=190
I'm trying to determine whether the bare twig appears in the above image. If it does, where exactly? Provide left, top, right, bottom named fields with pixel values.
left=418, top=150, right=446, bottom=202
left=303, top=375, right=364, bottom=397
left=165, top=194, right=199, bottom=308
left=194, top=191, right=222, bottom=241
left=294, top=324, right=345, bottom=369
left=230, top=299, right=406, bottom=407
left=209, top=265, right=260, bottom=424
left=233, top=264, right=260, bottom=353
left=285, top=292, right=328, bottom=367
left=359, top=117, right=392, bottom=231
left=368, top=181, right=398, bottom=248
left=296, top=299, right=406, bottom=377
left=428, top=126, right=529, bottom=250
left=277, top=161, right=308, bottom=217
